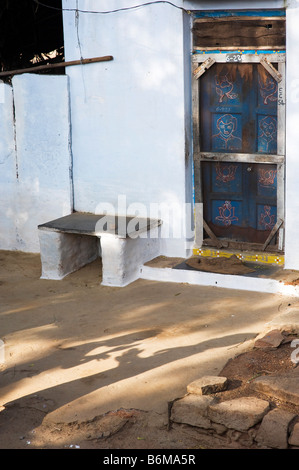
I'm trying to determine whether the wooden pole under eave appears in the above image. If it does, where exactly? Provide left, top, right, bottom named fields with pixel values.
left=0, top=56, right=114, bottom=78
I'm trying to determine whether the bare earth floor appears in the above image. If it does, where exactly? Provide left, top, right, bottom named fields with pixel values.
left=0, top=250, right=299, bottom=452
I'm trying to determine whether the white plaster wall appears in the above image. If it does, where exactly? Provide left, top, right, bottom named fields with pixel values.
left=0, top=74, right=72, bottom=253
left=62, top=0, right=193, bottom=257
left=284, top=3, right=299, bottom=269
left=0, top=82, right=18, bottom=250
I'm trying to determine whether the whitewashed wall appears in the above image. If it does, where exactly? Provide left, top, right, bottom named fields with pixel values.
left=0, top=83, right=17, bottom=250
left=62, top=0, right=193, bottom=257
left=284, top=4, right=299, bottom=270
left=0, top=74, right=72, bottom=252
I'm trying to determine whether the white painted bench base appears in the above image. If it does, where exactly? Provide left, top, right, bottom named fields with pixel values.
left=100, top=233, right=160, bottom=287
left=38, top=213, right=161, bottom=287
left=38, top=231, right=99, bottom=281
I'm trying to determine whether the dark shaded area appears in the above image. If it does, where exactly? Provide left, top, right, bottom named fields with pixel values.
left=0, top=0, right=64, bottom=76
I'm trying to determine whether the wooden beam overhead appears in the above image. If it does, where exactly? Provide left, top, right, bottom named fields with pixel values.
left=0, top=56, right=114, bottom=78
left=193, top=17, right=286, bottom=48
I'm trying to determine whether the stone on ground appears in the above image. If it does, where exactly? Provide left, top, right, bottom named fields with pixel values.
left=171, top=395, right=217, bottom=429
left=254, top=329, right=285, bottom=349
left=252, top=370, right=299, bottom=406
left=255, top=408, right=296, bottom=449
left=207, top=397, right=270, bottom=432
left=187, top=376, right=228, bottom=395
left=289, top=421, right=299, bottom=446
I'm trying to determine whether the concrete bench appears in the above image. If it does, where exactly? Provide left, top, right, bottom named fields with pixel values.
left=38, top=212, right=162, bottom=287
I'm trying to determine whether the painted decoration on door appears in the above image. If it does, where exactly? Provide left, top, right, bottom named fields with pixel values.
left=257, top=115, right=277, bottom=154
left=212, top=162, right=242, bottom=194
left=258, top=168, right=277, bottom=188
left=258, top=74, right=278, bottom=105
left=212, top=114, right=242, bottom=151
left=215, top=201, right=239, bottom=226
left=215, top=72, right=238, bottom=103
left=258, top=205, right=277, bottom=230
left=215, top=162, right=238, bottom=184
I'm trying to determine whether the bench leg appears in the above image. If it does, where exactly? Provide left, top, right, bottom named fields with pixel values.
left=100, top=233, right=160, bottom=287
left=38, top=230, right=99, bottom=280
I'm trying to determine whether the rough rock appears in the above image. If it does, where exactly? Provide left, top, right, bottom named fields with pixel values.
left=254, top=329, right=285, bottom=349
left=289, top=421, right=299, bottom=446
left=171, top=395, right=217, bottom=429
left=207, top=397, right=270, bottom=432
left=251, top=370, right=299, bottom=406
left=210, top=422, right=227, bottom=435
left=265, top=311, right=299, bottom=336
left=91, top=411, right=132, bottom=439
left=255, top=408, right=296, bottom=449
left=227, top=429, right=242, bottom=442
left=187, top=376, right=228, bottom=396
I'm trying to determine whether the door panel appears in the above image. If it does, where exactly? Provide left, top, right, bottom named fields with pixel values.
left=256, top=66, right=278, bottom=154
left=200, top=62, right=279, bottom=245
left=202, top=162, right=277, bottom=244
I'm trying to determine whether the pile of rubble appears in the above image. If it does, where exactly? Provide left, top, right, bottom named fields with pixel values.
left=170, top=330, right=299, bottom=449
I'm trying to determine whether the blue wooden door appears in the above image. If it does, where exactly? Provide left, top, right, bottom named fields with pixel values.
left=200, top=63, right=278, bottom=244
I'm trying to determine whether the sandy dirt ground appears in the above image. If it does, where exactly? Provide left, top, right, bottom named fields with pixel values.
left=0, top=250, right=298, bottom=452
